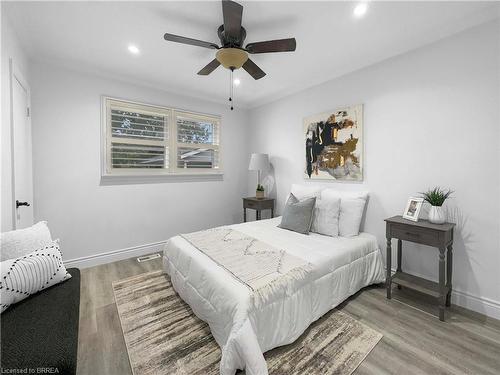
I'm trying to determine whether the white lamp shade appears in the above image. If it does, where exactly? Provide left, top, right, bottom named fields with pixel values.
left=248, top=153, right=269, bottom=171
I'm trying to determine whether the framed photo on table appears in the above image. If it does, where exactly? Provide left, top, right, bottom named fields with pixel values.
left=403, top=197, right=424, bottom=222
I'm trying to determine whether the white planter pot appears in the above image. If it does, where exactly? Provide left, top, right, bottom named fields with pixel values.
left=428, top=206, right=446, bottom=224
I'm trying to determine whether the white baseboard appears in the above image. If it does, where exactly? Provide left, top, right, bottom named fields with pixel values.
left=451, top=289, right=500, bottom=321
left=64, top=241, right=166, bottom=269
left=389, top=267, right=500, bottom=321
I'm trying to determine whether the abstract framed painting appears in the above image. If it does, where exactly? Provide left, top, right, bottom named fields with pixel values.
left=304, top=104, right=363, bottom=181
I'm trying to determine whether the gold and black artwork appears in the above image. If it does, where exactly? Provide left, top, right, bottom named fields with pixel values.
left=304, top=105, right=363, bottom=181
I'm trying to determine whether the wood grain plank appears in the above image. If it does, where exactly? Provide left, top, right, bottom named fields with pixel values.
left=77, top=255, right=500, bottom=375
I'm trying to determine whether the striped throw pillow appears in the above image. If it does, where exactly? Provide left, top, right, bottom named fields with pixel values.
left=0, top=240, right=71, bottom=313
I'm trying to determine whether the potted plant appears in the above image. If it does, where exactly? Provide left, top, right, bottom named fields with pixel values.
left=256, top=184, right=265, bottom=199
left=420, top=187, right=453, bottom=224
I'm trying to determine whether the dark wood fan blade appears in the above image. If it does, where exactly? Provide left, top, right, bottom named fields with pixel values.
left=246, top=38, right=296, bottom=54
left=222, top=0, right=243, bottom=40
left=164, top=33, right=219, bottom=49
left=197, top=59, right=221, bottom=75
left=242, top=59, right=266, bottom=80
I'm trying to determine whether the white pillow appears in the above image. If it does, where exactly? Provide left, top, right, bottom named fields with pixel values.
left=290, top=184, right=323, bottom=200
left=1, top=221, right=53, bottom=261
left=310, top=196, right=340, bottom=237
left=321, top=189, right=368, bottom=237
left=322, top=189, right=368, bottom=201
left=1, top=240, right=71, bottom=313
left=339, top=199, right=367, bottom=237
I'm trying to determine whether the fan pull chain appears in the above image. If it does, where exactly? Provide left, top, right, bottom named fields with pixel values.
left=228, top=69, right=232, bottom=103
left=229, top=68, right=234, bottom=111
left=231, top=69, right=235, bottom=111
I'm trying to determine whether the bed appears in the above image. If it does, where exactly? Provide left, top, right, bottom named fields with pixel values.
left=163, top=217, right=385, bottom=375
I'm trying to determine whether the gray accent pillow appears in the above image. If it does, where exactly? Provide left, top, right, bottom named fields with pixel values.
left=278, top=193, right=316, bottom=235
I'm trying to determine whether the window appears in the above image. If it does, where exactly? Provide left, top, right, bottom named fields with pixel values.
left=102, top=98, right=221, bottom=180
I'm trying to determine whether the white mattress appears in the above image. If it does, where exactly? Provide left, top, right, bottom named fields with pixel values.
left=163, top=217, right=385, bottom=375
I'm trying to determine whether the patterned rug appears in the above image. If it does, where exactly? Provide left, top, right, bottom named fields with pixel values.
left=113, top=271, right=382, bottom=375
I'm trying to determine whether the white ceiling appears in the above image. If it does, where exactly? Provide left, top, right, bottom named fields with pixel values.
left=4, top=1, right=499, bottom=108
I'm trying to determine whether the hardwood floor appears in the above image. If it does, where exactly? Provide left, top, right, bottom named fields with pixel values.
left=77, top=256, right=500, bottom=375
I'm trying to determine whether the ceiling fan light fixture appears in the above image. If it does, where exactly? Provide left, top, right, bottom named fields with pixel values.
left=163, top=0, right=295, bottom=109
left=216, top=48, right=248, bottom=69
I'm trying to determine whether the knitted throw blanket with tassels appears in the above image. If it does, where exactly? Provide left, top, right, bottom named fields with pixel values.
left=181, top=227, right=313, bottom=304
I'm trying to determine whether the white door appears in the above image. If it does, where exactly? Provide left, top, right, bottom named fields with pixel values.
left=11, top=63, right=34, bottom=229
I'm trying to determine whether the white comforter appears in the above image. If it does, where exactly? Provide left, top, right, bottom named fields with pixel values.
left=163, top=217, right=385, bottom=375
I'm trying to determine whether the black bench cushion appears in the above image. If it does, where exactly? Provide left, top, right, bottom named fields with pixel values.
left=1, top=268, right=80, bottom=374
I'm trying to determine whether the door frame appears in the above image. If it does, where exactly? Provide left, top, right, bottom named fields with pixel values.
left=9, top=58, right=32, bottom=229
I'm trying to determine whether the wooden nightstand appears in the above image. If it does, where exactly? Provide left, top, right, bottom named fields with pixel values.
left=243, top=197, right=274, bottom=222
left=385, top=215, right=455, bottom=321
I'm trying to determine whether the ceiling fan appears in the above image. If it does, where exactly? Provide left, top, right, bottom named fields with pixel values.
left=163, top=0, right=296, bottom=108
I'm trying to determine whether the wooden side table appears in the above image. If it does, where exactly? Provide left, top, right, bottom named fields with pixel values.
left=385, top=215, right=455, bottom=321
left=243, top=197, right=274, bottom=222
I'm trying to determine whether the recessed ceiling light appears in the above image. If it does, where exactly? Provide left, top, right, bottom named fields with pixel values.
left=233, top=78, right=241, bottom=86
left=353, top=3, right=368, bottom=18
left=128, top=44, right=140, bottom=55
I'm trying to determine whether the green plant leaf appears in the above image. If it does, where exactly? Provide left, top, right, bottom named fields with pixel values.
left=420, top=187, right=453, bottom=206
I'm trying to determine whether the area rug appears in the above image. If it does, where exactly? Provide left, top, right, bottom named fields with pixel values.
left=113, top=271, right=382, bottom=375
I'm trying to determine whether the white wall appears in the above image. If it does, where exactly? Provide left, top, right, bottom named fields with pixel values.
left=1, top=12, right=31, bottom=231
left=30, top=62, right=250, bottom=266
left=248, top=21, right=500, bottom=318
left=11, top=13, right=500, bottom=318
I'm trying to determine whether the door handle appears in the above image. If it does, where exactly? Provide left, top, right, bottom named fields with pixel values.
left=16, top=200, right=30, bottom=208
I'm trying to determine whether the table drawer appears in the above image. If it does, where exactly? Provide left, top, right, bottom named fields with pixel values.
left=390, top=224, right=440, bottom=247
left=244, top=200, right=258, bottom=209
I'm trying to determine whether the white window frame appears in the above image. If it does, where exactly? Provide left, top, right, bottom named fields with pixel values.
left=100, top=96, right=222, bottom=184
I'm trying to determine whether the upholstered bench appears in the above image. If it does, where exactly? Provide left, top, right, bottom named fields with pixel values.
left=1, top=268, right=80, bottom=374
